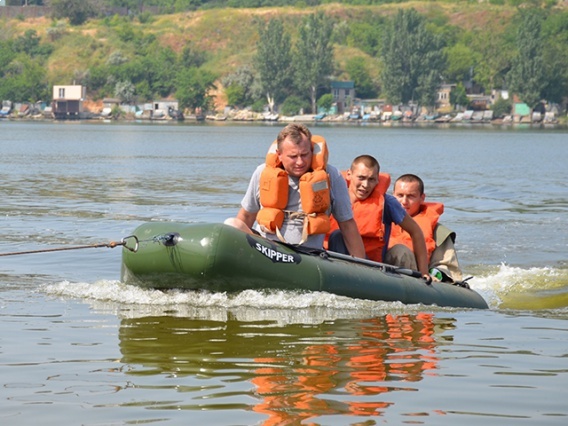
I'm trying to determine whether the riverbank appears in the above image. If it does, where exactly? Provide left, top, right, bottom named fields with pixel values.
left=1, top=110, right=566, bottom=129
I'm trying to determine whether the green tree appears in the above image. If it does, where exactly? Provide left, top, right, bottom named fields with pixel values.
left=175, top=67, right=217, bottom=112
left=254, top=18, right=292, bottom=112
left=450, top=83, right=469, bottom=109
left=491, top=97, right=512, bottom=118
left=115, top=80, right=136, bottom=103
left=51, top=0, right=97, bottom=26
left=0, top=55, right=48, bottom=102
left=179, top=45, right=206, bottom=69
left=0, top=40, right=16, bottom=79
left=293, top=12, right=334, bottom=114
left=317, top=93, right=333, bottom=112
left=225, top=84, right=246, bottom=107
left=444, top=43, right=477, bottom=84
left=470, top=29, right=514, bottom=91
left=345, top=56, right=377, bottom=99
left=380, top=8, right=446, bottom=109
left=507, top=10, right=546, bottom=108
left=540, top=10, right=568, bottom=104
left=280, top=95, right=310, bottom=116
left=222, top=65, right=262, bottom=108
left=345, top=21, right=383, bottom=57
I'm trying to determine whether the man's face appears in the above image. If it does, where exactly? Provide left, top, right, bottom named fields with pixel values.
left=393, top=180, right=424, bottom=216
left=277, top=136, right=313, bottom=178
left=348, top=162, right=379, bottom=201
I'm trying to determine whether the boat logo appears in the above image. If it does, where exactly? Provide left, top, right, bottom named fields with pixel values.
left=247, top=235, right=302, bottom=264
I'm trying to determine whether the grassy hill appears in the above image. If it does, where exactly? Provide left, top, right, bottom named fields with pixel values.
left=1, top=2, right=566, bottom=111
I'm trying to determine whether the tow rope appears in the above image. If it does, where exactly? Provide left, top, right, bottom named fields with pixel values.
left=0, top=235, right=139, bottom=257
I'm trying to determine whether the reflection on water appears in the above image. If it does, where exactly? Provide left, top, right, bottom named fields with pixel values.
left=2, top=122, right=568, bottom=425
left=118, top=313, right=453, bottom=421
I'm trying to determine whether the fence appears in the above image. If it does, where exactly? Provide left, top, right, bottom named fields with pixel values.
left=0, top=5, right=161, bottom=19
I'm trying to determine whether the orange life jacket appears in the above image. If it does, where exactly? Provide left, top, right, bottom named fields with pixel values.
left=388, top=202, right=443, bottom=260
left=256, top=135, right=331, bottom=240
left=326, top=171, right=391, bottom=261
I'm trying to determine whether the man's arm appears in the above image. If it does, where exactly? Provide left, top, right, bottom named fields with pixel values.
left=399, top=215, right=429, bottom=276
left=337, top=218, right=366, bottom=259
left=224, top=208, right=257, bottom=234
left=430, top=224, right=463, bottom=282
left=236, top=208, right=256, bottom=229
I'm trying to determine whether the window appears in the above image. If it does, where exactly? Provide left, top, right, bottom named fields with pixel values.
left=58, top=88, right=65, bottom=98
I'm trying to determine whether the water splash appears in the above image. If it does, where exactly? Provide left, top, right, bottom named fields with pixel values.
left=40, top=263, right=568, bottom=322
left=467, top=263, right=568, bottom=311
left=41, top=280, right=423, bottom=324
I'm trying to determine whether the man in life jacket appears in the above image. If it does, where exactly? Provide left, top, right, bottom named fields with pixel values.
left=225, top=123, right=366, bottom=258
left=326, top=155, right=431, bottom=281
left=389, top=174, right=463, bottom=282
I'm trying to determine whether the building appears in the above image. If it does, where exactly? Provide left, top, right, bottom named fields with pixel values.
left=330, top=81, right=355, bottom=114
left=436, top=84, right=456, bottom=110
left=52, top=85, right=86, bottom=119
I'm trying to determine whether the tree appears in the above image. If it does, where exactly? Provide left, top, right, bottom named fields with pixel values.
left=491, top=97, right=512, bottom=118
left=175, top=67, right=217, bottom=112
left=0, top=55, right=48, bottom=102
left=470, top=29, right=514, bottom=92
left=380, top=8, right=446, bottom=109
left=345, top=21, right=384, bottom=57
left=115, top=80, right=136, bottom=104
left=222, top=65, right=262, bottom=108
left=12, top=30, right=53, bottom=59
left=254, top=18, right=292, bottom=112
left=179, top=45, right=206, bottom=69
left=450, top=83, right=469, bottom=110
left=345, top=56, right=377, bottom=99
left=280, top=95, right=309, bottom=116
left=540, top=11, right=568, bottom=104
left=293, top=12, right=334, bottom=114
left=507, top=10, right=546, bottom=109
left=51, top=0, right=97, bottom=26
left=317, top=93, right=333, bottom=112
left=444, top=43, right=478, bottom=84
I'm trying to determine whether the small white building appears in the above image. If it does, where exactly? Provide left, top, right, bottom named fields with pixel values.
left=52, top=85, right=86, bottom=118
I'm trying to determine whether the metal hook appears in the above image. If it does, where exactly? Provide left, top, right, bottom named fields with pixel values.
left=121, top=235, right=139, bottom=253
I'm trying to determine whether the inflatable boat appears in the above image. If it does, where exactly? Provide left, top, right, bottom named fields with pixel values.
left=120, top=222, right=488, bottom=309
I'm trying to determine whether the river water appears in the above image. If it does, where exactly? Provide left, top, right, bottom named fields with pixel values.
left=1, top=120, right=567, bottom=425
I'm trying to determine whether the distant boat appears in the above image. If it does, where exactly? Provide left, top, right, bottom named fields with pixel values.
left=391, top=110, right=403, bottom=121
left=168, top=106, right=184, bottom=121
left=0, top=100, right=12, bottom=117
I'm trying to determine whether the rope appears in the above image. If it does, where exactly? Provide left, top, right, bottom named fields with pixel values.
left=0, top=235, right=139, bottom=257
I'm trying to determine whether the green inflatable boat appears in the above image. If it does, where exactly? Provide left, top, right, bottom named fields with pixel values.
left=121, top=222, right=489, bottom=309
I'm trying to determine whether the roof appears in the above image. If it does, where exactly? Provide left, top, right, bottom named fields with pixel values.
left=330, top=81, right=354, bottom=89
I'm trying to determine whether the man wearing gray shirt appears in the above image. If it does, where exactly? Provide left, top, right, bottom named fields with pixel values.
left=225, top=123, right=365, bottom=258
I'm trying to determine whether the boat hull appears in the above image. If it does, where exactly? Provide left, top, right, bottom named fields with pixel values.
left=121, top=222, right=488, bottom=309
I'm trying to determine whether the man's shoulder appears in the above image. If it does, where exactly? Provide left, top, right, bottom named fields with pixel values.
left=250, top=163, right=266, bottom=176
left=384, top=193, right=400, bottom=207
left=326, top=163, right=340, bottom=175
left=434, top=223, right=456, bottom=244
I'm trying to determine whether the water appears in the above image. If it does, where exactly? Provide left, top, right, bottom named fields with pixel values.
left=1, top=120, right=567, bottom=425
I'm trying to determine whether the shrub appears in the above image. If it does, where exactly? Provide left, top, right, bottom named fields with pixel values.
left=491, top=97, right=512, bottom=118
left=280, top=95, right=310, bottom=116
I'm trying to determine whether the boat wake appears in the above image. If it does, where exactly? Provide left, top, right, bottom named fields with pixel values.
left=470, top=263, right=568, bottom=311
left=40, top=264, right=568, bottom=321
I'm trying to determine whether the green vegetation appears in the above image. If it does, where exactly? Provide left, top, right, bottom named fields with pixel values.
left=380, top=8, right=445, bottom=109
left=0, top=1, right=567, bottom=115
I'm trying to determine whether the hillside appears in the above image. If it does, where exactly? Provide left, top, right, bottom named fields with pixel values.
left=1, top=2, right=567, bottom=112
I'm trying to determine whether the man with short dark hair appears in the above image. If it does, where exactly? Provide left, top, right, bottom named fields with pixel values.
left=390, top=174, right=463, bottom=282
left=326, top=155, right=431, bottom=280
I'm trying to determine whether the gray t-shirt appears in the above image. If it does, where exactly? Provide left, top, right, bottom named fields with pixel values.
left=241, top=163, right=353, bottom=248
